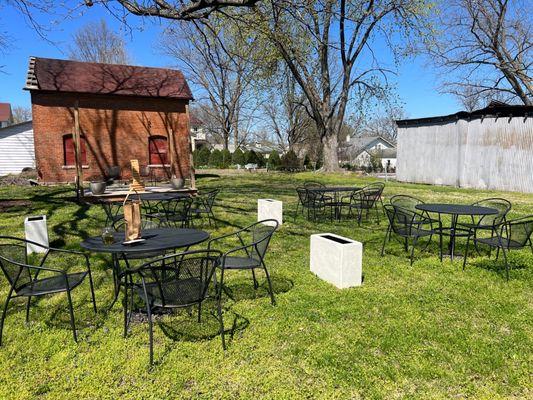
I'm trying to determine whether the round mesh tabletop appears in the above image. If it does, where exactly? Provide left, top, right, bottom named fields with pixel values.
left=416, top=203, right=498, bottom=216
left=80, top=228, right=209, bottom=254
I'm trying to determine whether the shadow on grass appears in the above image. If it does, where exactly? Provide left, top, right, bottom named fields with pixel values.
left=221, top=275, right=294, bottom=302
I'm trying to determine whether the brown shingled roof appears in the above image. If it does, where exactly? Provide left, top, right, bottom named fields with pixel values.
left=0, top=103, right=12, bottom=122
left=24, top=57, right=193, bottom=100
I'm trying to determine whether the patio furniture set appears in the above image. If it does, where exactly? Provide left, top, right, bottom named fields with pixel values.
left=297, top=181, right=533, bottom=279
left=0, top=189, right=280, bottom=366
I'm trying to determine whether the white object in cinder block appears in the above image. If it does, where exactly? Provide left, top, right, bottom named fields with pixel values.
left=310, top=233, right=362, bottom=288
left=258, top=199, right=283, bottom=226
left=24, top=215, right=49, bottom=254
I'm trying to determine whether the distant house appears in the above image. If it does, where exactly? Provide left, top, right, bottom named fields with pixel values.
left=396, top=102, right=533, bottom=193
left=0, top=121, right=35, bottom=176
left=339, top=135, right=396, bottom=169
left=0, top=103, right=13, bottom=128
left=24, top=57, right=194, bottom=183
left=211, top=141, right=282, bottom=158
left=189, top=115, right=207, bottom=151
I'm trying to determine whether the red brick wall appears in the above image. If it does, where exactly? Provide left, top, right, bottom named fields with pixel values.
left=31, top=91, right=191, bottom=183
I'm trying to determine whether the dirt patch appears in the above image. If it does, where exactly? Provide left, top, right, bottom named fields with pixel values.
left=0, top=200, right=32, bottom=211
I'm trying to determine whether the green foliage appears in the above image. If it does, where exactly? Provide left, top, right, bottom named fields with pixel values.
left=193, top=147, right=211, bottom=167
left=0, top=176, right=532, bottom=398
left=256, top=152, right=265, bottom=168
left=245, top=150, right=259, bottom=165
left=268, top=150, right=281, bottom=169
left=280, top=149, right=300, bottom=171
left=208, top=149, right=223, bottom=167
left=368, top=151, right=383, bottom=172
left=232, top=148, right=245, bottom=165
left=303, top=154, right=313, bottom=169
left=220, top=149, right=232, bottom=169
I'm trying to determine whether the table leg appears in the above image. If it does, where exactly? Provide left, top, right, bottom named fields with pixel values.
left=449, top=214, right=458, bottom=261
left=107, top=253, right=121, bottom=311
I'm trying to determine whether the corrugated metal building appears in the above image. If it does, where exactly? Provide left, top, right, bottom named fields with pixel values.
left=396, top=103, right=533, bottom=193
left=0, top=121, right=35, bottom=176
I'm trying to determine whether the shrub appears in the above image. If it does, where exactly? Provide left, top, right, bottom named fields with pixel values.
left=193, top=147, right=211, bottom=167
left=280, top=149, right=300, bottom=171
left=268, top=150, right=281, bottom=169
left=220, top=149, right=232, bottom=168
left=232, top=148, right=245, bottom=166
left=209, top=149, right=223, bottom=168
left=246, top=150, right=259, bottom=165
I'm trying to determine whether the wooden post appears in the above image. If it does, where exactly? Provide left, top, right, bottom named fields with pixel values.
left=73, top=101, right=84, bottom=199
left=185, top=104, right=196, bottom=189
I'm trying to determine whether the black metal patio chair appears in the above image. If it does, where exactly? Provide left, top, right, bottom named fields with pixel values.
left=161, top=197, right=193, bottom=228
left=301, top=188, right=335, bottom=221
left=123, top=249, right=223, bottom=365
left=100, top=200, right=124, bottom=229
left=381, top=205, right=442, bottom=265
left=208, top=220, right=278, bottom=306
left=463, top=215, right=533, bottom=280
left=189, top=189, right=219, bottom=227
left=0, top=236, right=97, bottom=345
left=342, top=182, right=385, bottom=225
left=390, top=194, right=424, bottom=213
left=458, top=198, right=511, bottom=255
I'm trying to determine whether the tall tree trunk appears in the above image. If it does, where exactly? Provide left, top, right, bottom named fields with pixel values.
left=322, top=132, right=339, bottom=172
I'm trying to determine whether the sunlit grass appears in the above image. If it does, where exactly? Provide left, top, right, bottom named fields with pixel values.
left=0, top=172, right=531, bottom=399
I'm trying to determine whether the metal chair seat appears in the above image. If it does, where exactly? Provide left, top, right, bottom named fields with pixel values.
left=475, top=236, right=524, bottom=249
left=17, top=272, right=88, bottom=296
left=222, top=256, right=262, bottom=270
left=395, top=227, right=435, bottom=238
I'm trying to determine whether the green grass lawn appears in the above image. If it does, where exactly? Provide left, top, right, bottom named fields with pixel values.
left=0, top=172, right=531, bottom=399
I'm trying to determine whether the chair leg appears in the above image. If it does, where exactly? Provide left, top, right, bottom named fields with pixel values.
left=25, top=296, right=32, bottom=323
left=251, top=269, right=258, bottom=289
left=261, top=261, right=276, bottom=306
left=214, top=270, right=226, bottom=350
left=0, top=291, right=13, bottom=346
left=501, top=247, right=510, bottom=281
left=123, top=281, right=129, bottom=338
left=439, top=230, right=443, bottom=262
left=381, top=226, right=390, bottom=256
left=87, top=270, right=97, bottom=314
left=197, top=302, right=202, bottom=323
left=147, top=302, right=154, bottom=366
left=66, top=289, right=78, bottom=343
left=463, top=234, right=471, bottom=270
left=410, top=236, right=418, bottom=266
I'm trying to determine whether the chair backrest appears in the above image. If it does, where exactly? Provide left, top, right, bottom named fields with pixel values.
left=245, top=220, right=278, bottom=261
left=113, top=215, right=163, bottom=231
left=303, top=181, right=325, bottom=189
left=357, top=182, right=385, bottom=208
left=502, top=216, right=533, bottom=248
left=390, top=195, right=424, bottom=213
left=198, top=189, right=219, bottom=210
left=0, top=237, right=35, bottom=292
left=383, top=204, right=422, bottom=235
left=472, top=198, right=512, bottom=226
left=100, top=201, right=124, bottom=227
left=137, top=249, right=222, bottom=307
left=296, top=187, right=309, bottom=206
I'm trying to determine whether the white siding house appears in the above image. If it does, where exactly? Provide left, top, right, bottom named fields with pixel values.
left=339, top=135, right=396, bottom=168
left=0, top=121, right=35, bottom=176
left=396, top=104, right=533, bottom=193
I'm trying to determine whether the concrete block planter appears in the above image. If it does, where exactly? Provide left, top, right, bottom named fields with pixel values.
left=24, top=215, right=49, bottom=254
left=258, top=199, right=283, bottom=226
left=310, top=233, right=362, bottom=288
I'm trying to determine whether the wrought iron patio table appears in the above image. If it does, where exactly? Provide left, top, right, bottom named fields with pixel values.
left=80, top=228, right=210, bottom=307
left=415, top=203, right=498, bottom=261
left=306, top=186, right=361, bottom=220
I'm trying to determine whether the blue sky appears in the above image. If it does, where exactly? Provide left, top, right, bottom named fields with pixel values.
left=0, top=4, right=459, bottom=119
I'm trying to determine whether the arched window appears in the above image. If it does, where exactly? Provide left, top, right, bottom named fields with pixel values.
left=63, top=134, right=87, bottom=166
left=149, top=136, right=168, bottom=165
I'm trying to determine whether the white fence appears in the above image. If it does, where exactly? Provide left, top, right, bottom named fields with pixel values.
left=397, top=116, right=533, bottom=193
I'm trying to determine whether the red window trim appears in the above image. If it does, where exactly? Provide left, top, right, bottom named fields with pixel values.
left=149, top=136, right=169, bottom=165
left=63, top=134, right=87, bottom=166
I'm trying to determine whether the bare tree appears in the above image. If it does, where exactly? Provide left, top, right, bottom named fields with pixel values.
left=68, top=19, right=131, bottom=64
left=11, top=105, right=32, bottom=124
left=162, top=20, right=259, bottom=150
left=428, top=0, right=532, bottom=106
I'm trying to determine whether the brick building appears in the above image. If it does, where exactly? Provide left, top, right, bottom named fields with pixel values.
left=24, top=57, right=194, bottom=183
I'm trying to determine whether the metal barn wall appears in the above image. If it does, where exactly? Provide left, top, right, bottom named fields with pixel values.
left=397, top=117, right=533, bottom=193
left=0, top=122, right=35, bottom=176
